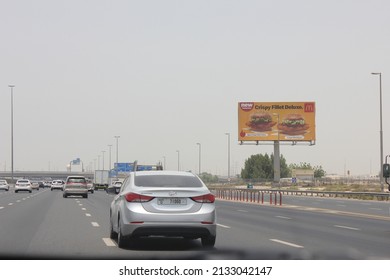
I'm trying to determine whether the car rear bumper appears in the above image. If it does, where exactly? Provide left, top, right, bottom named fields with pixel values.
left=15, top=187, right=32, bottom=191
left=64, top=189, right=88, bottom=195
left=131, top=225, right=215, bottom=238
left=119, top=204, right=216, bottom=238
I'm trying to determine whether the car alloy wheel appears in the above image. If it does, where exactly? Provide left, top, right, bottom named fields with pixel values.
left=117, top=218, right=128, bottom=249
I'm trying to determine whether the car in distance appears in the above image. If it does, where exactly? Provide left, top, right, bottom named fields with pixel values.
left=63, top=176, right=88, bottom=198
left=31, top=181, right=40, bottom=191
left=106, top=180, right=123, bottom=194
left=15, top=179, right=33, bottom=193
left=51, top=180, right=64, bottom=191
left=0, top=180, right=9, bottom=191
left=86, top=179, right=94, bottom=194
left=109, top=170, right=216, bottom=248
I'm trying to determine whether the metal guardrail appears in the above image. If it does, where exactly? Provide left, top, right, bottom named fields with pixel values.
left=212, top=189, right=283, bottom=205
left=277, top=189, right=390, bottom=200
left=210, top=188, right=390, bottom=203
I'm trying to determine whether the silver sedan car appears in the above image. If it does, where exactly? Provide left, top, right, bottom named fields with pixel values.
left=109, top=170, right=216, bottom=248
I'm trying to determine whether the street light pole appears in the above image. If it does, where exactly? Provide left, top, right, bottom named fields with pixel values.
left=372, top=72, right=384, bottom=192
left=102, top=151, right=106, bottom=170
left=176, top=150, right=180, bottom=171
left=114, top=136, right=120, bottom=175
left=196, top=143, right=201, bottom=175
left=108, top=144, right=112, bottom=171
left=8, top=85, right=15, bottom=181
left=225, top=133, right=231, bottom=182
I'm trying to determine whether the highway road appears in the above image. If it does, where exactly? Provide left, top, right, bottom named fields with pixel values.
left=0, top=188, right=389, bottom=259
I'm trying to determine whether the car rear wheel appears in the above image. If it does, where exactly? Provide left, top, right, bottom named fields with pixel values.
left=63, top=194, right=67, bottom=198
left=29, top=190, right=32, bottom=193
left=109, top=220, right=117, bottom=239
left=117, top=219, right=128, bottom=249
left=84, top=194, right=88, bottom=199
left=201, top=235, right=216, bottom=248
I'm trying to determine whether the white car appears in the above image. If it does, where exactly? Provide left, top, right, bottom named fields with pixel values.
left=15, top=179, right=32, bottom=193
left=51, top=180, right=64, bottom=191
left=0, top=180, right=9, bottom=191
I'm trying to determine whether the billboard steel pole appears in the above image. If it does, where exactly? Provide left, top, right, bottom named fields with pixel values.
left=372, top=73, right=384, bottom=192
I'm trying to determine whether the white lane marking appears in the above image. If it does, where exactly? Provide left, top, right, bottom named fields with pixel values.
left=81, top=208, right=86, bottom=211
left=237, top=209, right=248, bottom=213
left=275, top=215, right=291, bottom=220
left=334, top=225, right=360, bottom=231
left=217, top=223, right=231, bottom=229
left=337, top=204, right=346, bottom=207
left=8, top=203, right=13, bottom=206
left=22, top=198, right=26, bottom=201
left=0, top=207, right=4, bottom=210
left=85, top=213, right=91, bottom=217
left=369, top=208, right=381, bottom=211
left=102, top=238, right=117, bottom=247
left=91, top=222, right=100, bottom=227
left=16, top=200, right=21, bottom=203
left=270, top=239, right=304, bottom=248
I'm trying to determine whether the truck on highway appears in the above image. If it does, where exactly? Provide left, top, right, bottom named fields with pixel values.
left=93, top=170, right=110, bottom=190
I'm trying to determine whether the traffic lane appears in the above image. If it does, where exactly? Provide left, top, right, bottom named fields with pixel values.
left=72, top=193, right=389, bottom=259
left=215, top=200, right=390, bottom=259
left=281, top=195, right=390, bottom=217
left=28, top=191, right=208, bottom=259
left=0, top=189, right=55, bottom=258
left=0, top=188, right=45, bottom=207
left=23, top=191, right=120, bottom=258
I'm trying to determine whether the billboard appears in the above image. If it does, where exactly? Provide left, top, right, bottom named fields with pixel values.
left=238, top=102, right=316, bottom=142
left=114, top=162, right=134, bottom=172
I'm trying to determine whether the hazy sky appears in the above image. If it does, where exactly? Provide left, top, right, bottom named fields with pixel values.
left=1, top=0, right=389, bottom=177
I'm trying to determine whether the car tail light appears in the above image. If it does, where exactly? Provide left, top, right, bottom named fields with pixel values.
left=124, top=192, right=154, bottom=203
left=191, top=193, right=215, bottom=203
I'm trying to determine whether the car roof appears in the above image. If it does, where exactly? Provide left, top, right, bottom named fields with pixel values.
left=133, top=170, right=196, bottom=177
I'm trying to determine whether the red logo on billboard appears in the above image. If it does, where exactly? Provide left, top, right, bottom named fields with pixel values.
left=240, top=102, right=254, bottom=112
left=304, top=102, right=315, bottom=113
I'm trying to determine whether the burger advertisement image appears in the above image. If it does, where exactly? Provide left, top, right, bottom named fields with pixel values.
left=238, top=102, right=316, bottom=142
left=246, top=112, right=276, bottom=132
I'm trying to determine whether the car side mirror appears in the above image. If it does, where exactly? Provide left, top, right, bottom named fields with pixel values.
left=383, top=164, right=390, bottom=178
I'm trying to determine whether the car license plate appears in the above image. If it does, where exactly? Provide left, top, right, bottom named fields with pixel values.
left=157, top=198, right=187, bottom=205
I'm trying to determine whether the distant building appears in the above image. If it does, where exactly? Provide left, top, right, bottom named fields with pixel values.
left=292, top=169, right=314, bottom=182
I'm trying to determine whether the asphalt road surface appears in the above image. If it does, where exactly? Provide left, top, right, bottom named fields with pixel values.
left=0, top=188, right=389, bottom=259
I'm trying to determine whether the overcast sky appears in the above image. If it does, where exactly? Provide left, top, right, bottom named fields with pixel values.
left=1, top=0, right=389, bottom=177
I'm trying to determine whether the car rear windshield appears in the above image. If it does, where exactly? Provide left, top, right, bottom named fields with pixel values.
left=135, top=175, right=203, bottom=188
left=67, top=178, right=86, bottom=183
